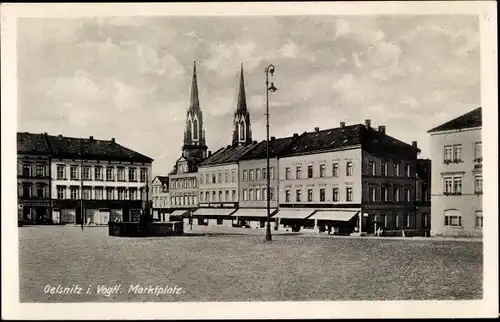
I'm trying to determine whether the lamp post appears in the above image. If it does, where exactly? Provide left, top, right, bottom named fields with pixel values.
left=265, top=64, right=277, bottom=242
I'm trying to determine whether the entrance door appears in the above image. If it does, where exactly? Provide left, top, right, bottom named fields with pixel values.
left=23, top=207, right=31, bottom=222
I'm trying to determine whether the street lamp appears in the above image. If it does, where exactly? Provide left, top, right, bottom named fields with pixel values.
left=265, top=64, right=277, bottom=242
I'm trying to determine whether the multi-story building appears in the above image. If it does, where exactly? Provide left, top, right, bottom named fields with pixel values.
left=47, top=134, right=153, bottom=225
left=234, top=135, right=299, bottom=228
left=427, top=107, right=482, bottom=237
left=17, top=132, right=52, bottom=224
left=194, top=64, right=258, bottom=227
left=416, top=159, right=432, bottom=236
left=152, top=176, right=170, bottom=221
left=169, top=61, right=208, bottom=220
left=277, top=120, right=423, bottom=236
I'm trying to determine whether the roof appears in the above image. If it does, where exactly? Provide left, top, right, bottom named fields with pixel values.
left=17, top=132, right=50, bottom=155
left=199, top=142, right=260, bottom=166
left=280, top=124, right=419, bottom=158
left=239, top=136, right=299, bottom=160
left=427, top=107, right=482, bottom=133
left=153, top=176, right=169, bottom=185
left=17, top=132, right=153, bottom=163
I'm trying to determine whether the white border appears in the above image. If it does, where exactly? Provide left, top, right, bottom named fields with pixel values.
left=1, top=2, right=498, bottom=320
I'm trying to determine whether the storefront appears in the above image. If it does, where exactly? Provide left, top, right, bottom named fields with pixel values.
left=273, top=208, right=316, bottom=232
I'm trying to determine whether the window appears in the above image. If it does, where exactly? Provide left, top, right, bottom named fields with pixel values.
left=243, top=170, right=248, bottom=182
left=188, top=179, right=192, bottom=188
left=307, top=189, right=313, bottom=202
left=444, top=145, right=453, bottom=162
left=394, top=187, right=400, bottom=202
left=346, top=162, right=353, bottom=176
left=262, top=168, right=267, bottom=180
left=475, top=176, right=483, bottom=194
left=423, top=213, right=429, bottom=227
left=285, top=167, right=291, bottom=180
left=296, top=190, right=302, bottom=202
left=70, top=187, right=79, bottom=199
left=243, top=189, right=248, bottom=201
left=106, top=187, right=114, bottom=200
left=406, top=214, right=413, bottom=228
left=205, top=191, right=209, bottom=202
left=270, top=188, right=275, bottom=201
left=444, top=177, right=453, bottom=194
left=106, top=167, right=114, bottom=181
left=200, top=174, right=204, bottom=184
left=475, top=142, right=482, bottom=160
left=205, top=174, right=210, bottom=184
left=57, top=165, right=65, bottom=179
left=140, top=168, right=147, bottom=182
left=212, top=191, right=216, bottom=202
left=117, top=188, right=124, bottom=200
left=193, top=119, right=199, bottom=140
left=128, top=168, right=137, bottom=182
left=405, top=188, right=411, bottom=202
left=56, top=186, right=65, bottom=199
left=249, top=189, right=254, bottom=201
left=369, top=187, right=376, bottom=202
left=23, top=163, right=31, bottom=177
left=285, top=190, right=290, bottom=202
left=225, top=190, right=229, bottom=202
left=453, top=177, right=462, bottom=194
left=83, top=187, right=91, bottom=199
left=249, top=169, right=255, bottom=181
left=193, top=178, right=197, bottom=188
left=219, top=190, right=223, bottom=202
left=346, top=187, right=353, bottom=201
left=36, top=184, right=45, bottom=198
left=382, top=162, right=388, bottom=176
left=320, top=188, right=325, bottom=202
left=256, top=169, right=261, bottom=181
left=333, top=188, right=339, bottom=202
left=218, top=172, right=223, bottom=183
left=382, top=187, right=388, bottom=202
left=95, top=166, right=102, bottom=180
left=307, top=165, right=313, bottom=178
left=444, top=211, right=462, bottom=227
left=270, top=167, right=275, bottom=180
left=70, top=166, right=78, bottom=180
left=475, top=211, right=483, bottom=228
left=332, top=163, right=339, bottom=177
left=94, top=187, right=103, bottom=200
left=405, top=164, right=411, bottom=177
left=262, top=188, right=267, bottom=201
left=319, top=164, right=326, bottom=177
left=212, top=174, right=216, bottom=184
left=22, top=183, right=32, bottom=198
left=296, top=165, right=302, bottom=179
left=225, top=172, right=229, bottom=183
left=369, top=161, right=376, bottom=175
left=82, top=166, right=91, bottom=180
left=256, top=188, right=261, bottom=201
left=453, top=145, right=462, bottom=162
left=117, top=167, right=125, bottom=181
left=36, top=165, right=44, bottom=177
left=395, top=163, right=401, bottom=176
left=129, top=188, right=137, bottom=200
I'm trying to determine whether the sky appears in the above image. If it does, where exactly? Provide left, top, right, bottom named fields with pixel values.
left=17, top=15, right=480, bottom=176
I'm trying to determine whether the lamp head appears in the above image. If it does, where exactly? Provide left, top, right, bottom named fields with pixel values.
left=268, top=82, right=278, bottom=92
left=268, top=65, right=275, bottom=76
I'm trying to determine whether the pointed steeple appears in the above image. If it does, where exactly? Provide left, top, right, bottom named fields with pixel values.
left=236, top=63, right=248, bottom=113
left=189, top=61, right=200, bottom=112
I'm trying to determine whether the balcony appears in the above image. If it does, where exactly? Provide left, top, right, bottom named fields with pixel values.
left=443, top=192, right=462, bottom=196
left=443, top=159, right=463, bottom=165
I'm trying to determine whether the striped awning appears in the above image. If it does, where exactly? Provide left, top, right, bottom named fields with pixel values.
left=231, top=208, right=277, bottom=218
left=169, top=210, right=189, bottom=217
left=310, top=210, right=360, bottom=222
left=192, top=208, right=237, bottom=217
left=274, top=209, right=315, bottom=219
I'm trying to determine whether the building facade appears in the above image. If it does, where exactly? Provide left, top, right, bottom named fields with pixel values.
left=17, top=133, right=52, bottom=224
left=48, top=134, right=153, bottom=225
left=152, top=176, right=170, bottom=221
left=428, top=107, right=482, bottom=237
left=169, top=61, right=208, bottom=219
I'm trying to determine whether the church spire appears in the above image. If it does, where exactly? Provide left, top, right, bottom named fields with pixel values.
left=232, top=63, right=252, bottom=146
left=189, top=61, right=200, bottom=112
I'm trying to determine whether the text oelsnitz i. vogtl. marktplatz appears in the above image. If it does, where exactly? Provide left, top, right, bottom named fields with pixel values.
left=44, top=284, right=186, bottom=297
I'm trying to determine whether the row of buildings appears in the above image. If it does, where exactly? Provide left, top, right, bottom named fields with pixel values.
left=17, top=133, right=153, bottom=225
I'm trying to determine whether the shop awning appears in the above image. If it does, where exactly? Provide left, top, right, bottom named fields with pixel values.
left=231, top=208, right=277, bottom=218
left=309, top=210, right=360, bottom=222
left=169, top=210, right=189, bottom=217
left=192, top=208, right=237, bottom=217
left=274, top=209, right=315, bottom=219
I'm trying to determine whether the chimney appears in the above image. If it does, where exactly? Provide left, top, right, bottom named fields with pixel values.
left=227, top=145, right=231, bottom=148
left=270, top=136, right=276, bottom=141
left=340, top=122, right=345, bottom=129
left=412, top=141, right=418, bottom=149
left=111, top=137, right=115, bottom=143
left=43, top=132, right=47, bottom=135
left=293, top=133, right=298, bottom=137
left=378, top=126, right=386, bottom=134
left=253, top=140, right=257, bottom=144
left=208, top=151, right=212, bottom=157
left=89, top=136, right=94, bottom=141
left=314, top=127, right=320, bottom=132
left=58, top=134, right=63, bottom=138
left=365, top=119, right=371, bottom=128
